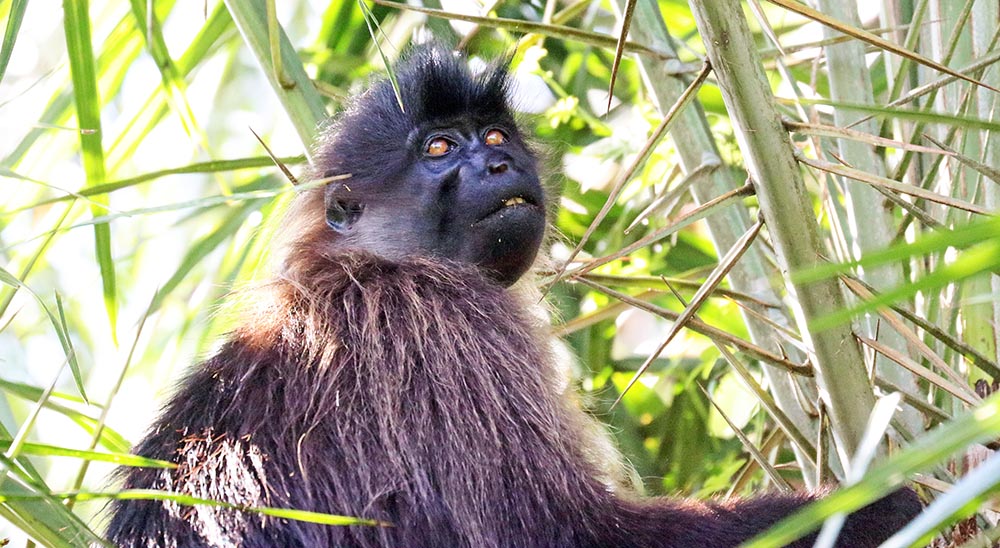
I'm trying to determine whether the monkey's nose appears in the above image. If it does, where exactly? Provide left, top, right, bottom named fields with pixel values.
left=488, top=161, right=509, bottom=175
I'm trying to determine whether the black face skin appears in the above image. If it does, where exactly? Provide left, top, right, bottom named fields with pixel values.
left=314, top=45, right=546, bottom=286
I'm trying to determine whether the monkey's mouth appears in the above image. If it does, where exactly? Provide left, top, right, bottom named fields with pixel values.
left=475, top=195, right=541, bottom=225
left=503, top=196, right=528, bottom=207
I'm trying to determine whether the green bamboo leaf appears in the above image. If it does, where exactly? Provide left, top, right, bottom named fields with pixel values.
left=745, top=393, right=1000, bottom=547
left=126, top=0, right=222, bottom=191
left=0, top=167, right=116, bottom=211
left=252, top=505, right=384, bottom=527
left=0, top=378, right=93, bottom=406
left=810, top=240, right=1000, bottom=332
left=54, top=292, right=87, bottom=402
left=0, top=489, right=387, bottom=527
left=71, top=414, right=131, bottom=454
left=0, top=440, right=174, bottom=468
left=13, top=155, right=305, bottom=212
left=794, top=216, right=1000, bottom=284
left=369, top=0, right=674, bottom=60
left=317, top=0, right=360, bottom=51
left=223, top=0, right=327, bottom=151
left=0, top=0, right=28, bottom=84
left=2, top=1, right=170, bottom=168
left=10, top=179, right=307, bottom=250
left=881, top=451, right=1000, bottom=547
left=358, top=0, right=403, bottom=112
left=107, top=2, right=232, bottom=170
left=149, top=202, right=259, bottom=313
left=766, top=0, right=998, bottom=94
left=62, top=0, right=118, bottom=340
left=56, top=187, right=280, bottom=230
left=784, top=97, right=1000, bottom=133
left=0, top=439, right=106, bottom=546
left=606, top=0, right=637, bottom=113
left=0, top=267, right=86, bottom=401
left=0, top=381, right=130, bottom=450
left=0, top=0, right=184, bottom=166
left=0, top=418, right=44, bottom=487
left=0, top=203, right=72, bottom=325
left=6, top=358, right=71, bottom=466
left=0, top=476, right=104, bottom=548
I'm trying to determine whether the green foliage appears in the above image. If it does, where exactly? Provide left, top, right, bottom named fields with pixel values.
left=1, top=0, right=998, bottom=546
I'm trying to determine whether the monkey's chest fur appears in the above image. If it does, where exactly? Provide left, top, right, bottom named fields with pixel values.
left=107, top=254, right=643, bottom=547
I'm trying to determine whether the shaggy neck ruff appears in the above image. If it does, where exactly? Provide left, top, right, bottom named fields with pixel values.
left=231, top=252, right=615, bottom=545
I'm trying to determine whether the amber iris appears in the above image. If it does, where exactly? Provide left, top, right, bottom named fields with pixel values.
left=484, top=129, right=506, bottom=146
left=426, top=137, right=451, bottom=156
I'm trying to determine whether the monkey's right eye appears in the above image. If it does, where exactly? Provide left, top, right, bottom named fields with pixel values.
left=425, top=137, right=452, bottom=157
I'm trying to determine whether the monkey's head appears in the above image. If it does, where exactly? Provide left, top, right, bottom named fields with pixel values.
left=310, top=45, right=546, bottom=286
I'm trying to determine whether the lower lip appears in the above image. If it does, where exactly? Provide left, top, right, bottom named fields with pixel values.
left=474, top=203, right=541, bottom=225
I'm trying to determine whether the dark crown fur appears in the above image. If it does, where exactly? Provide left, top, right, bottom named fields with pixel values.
left=313, top=45, right=514, bottom=183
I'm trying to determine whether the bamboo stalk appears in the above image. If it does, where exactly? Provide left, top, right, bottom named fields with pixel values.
left=686, top=0, right=875, bottom=459
left=971, top=0, right=1000, bottom=366
left=813, top=0, right=923, bottom=433
left=617, top=0, right=825, bottom=482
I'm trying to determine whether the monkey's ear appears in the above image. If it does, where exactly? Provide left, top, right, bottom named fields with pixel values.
left=325, top=198, right=364, bottom=233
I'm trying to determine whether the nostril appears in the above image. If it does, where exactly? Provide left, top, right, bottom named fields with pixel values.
left=488, top=162, right=509, bottom=175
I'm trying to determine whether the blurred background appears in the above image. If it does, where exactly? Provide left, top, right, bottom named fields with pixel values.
left=1, top=0, right=999, bottom=546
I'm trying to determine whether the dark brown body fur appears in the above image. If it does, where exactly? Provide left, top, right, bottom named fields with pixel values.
left=105, top=204, right=919, bottom=546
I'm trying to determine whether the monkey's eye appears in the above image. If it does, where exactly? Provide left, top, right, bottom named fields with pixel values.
left=425, top=137, right=453, bottom=157
left=484, top=129, right=507, bottom=146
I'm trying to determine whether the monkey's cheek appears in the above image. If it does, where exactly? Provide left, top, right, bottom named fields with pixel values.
left=468, top=206, right=546, bottom=286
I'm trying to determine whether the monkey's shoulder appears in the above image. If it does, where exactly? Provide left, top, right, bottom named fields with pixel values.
left=107, top=346, right=335, bottom=547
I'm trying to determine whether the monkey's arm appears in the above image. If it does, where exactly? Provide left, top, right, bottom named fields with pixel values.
left=712, top=487, right=920, bottom=547
left=615, top=487, right=920, bottom=548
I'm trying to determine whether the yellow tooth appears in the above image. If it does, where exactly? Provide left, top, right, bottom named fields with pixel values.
left=503, top=197, right=526, bottom=207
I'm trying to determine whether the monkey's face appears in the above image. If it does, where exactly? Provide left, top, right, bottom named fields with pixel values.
left=324, top=118, right=546, bottom=286
left=316, top=46, right=547, bottom=287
